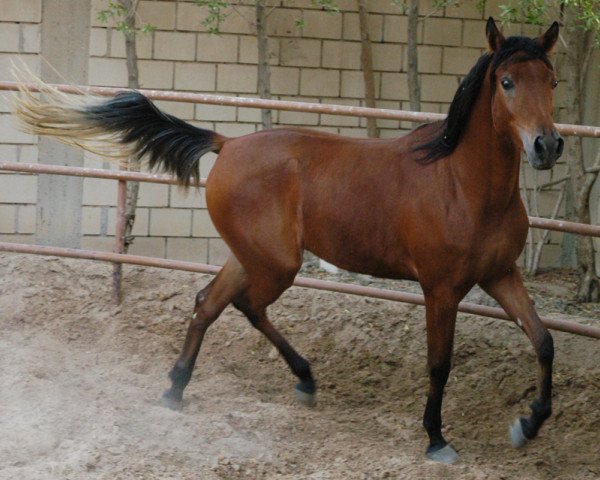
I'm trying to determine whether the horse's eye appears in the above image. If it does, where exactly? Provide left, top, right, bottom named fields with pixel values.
left=551, top=79, right=559, bottom=89
left=500, top=78, right=514, bottom=90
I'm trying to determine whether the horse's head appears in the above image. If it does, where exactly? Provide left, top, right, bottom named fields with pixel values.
left=486, top=18, right=563, bottom=170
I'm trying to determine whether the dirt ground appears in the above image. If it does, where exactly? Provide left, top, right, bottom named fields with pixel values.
left=0, top=253, right=599, bottom=480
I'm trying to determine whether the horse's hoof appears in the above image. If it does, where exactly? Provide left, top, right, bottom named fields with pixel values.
left=161, top=389, right=183, bottom=411
left=294, top=385, right=316, bottom=407
left=426, top=444, right=459, bottom=464
left=510, top=418, right=527, bottom=448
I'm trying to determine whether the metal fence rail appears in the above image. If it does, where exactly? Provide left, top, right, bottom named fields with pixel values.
left=3, top=161, right=600, bottom=237
left=1, top=81, right=600, bottom=138
left=0, top=81, right=599, bottom=340
left=1, top=241, right=598, bottom=339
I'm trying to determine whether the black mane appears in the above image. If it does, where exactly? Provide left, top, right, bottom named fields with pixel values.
left=415, top=35, right=553, bottom=164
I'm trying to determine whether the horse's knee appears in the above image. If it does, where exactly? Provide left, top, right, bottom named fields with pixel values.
left=169, top=363, right=193, bottom=386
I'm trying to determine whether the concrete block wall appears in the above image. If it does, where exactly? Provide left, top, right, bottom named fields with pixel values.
left=0, top=0, right=573, bottom=268
left=0, top=0, right=41, bottom=247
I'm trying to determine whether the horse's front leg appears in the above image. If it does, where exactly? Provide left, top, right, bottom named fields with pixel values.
left=480, top=266, right=553, bottom=448
left=422, top=288, right=461, bottom=464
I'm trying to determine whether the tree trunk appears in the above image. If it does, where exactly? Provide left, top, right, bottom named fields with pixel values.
left=559, top=179, right=578, bottom=267
left=520, top=160, right=534, bottom=273
left=256, top=0, right=272, bottom=129
left=406, top=0, right=420, bottom=128
left=122, top=0, right=141, bottom=254
left=357, top=0, right=378, bottom=137
left=561, top=7, right=599, bottom=301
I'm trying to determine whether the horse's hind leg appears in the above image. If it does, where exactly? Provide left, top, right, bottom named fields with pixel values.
left=232, top=295, right=316, bottom=406
left=480, top=266, right=553, bottom=448
left=161, top=256, right=247, bottom=410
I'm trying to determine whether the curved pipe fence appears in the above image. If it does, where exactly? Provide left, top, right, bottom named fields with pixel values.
left=1, top=81, right=599, bottom=138
left=0, top=82, right=599, bottom=339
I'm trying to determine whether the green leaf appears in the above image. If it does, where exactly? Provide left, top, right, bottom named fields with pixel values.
left=311, top=0, right=339, bottom=14
left=97, top=1, right=156, bottom=37
left=194, top=0, right=230, bottom=35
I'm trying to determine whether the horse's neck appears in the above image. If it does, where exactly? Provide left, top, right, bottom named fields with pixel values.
left=452, top=76, right=522, bottom=211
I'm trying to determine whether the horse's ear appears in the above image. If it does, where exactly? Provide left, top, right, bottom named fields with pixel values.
left=537, top=21, right=559, bottom=53
left=486, top=17, right=505, bottom=52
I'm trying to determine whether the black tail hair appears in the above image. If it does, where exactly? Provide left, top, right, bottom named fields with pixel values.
left=85, top=92, right=221, bottom=185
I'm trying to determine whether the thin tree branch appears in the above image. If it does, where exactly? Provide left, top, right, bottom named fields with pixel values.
left=407, top=0, right=420, bottom=128
left=357, top=0, right=378, bottom=137
left=256, top=0, right=272, bottom=129
left=538, top=175, right=568, bottom=191
left=579, top=29, right=594, bottom=94
left=531, top=183, right=566, bottom=274
left=521, top=160, right=534, bottom=271
left=230, top=4, right=254, bottom=25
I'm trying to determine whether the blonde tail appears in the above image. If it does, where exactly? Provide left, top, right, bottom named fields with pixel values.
left=12, top=69, right=225, bottom=185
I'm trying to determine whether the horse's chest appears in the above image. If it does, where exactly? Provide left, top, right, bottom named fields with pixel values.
left=416, top=206, right=528, bottom=282
left=470, top=217, right=528, bottom=276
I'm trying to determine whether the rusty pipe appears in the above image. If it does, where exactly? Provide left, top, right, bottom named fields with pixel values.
left=0, top=242, right=599, bottom=339
left=1, top=80, right=599, bottom=137
left=0, top=161, right=205, bottom=187
left=3, top=161, right=600, bottom=237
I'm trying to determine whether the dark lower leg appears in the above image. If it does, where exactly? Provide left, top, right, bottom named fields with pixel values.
left=163, top=258, right=247, bottom=406
left=278, top=341, right=315, bottom=394
left=423, top=363, right=451, bottom=452
left=480, top=268, right=554, bottom=443
left=422, top=291, right=459, bottom=455
left=233, top=301, right=315, bottom=394
left=164, top=284, right=216, bottom=403
left=520, top=331, right=553, bottom=439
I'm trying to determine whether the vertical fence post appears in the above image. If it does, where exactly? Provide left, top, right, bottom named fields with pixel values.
left=113, top=179, right=127, bottom=304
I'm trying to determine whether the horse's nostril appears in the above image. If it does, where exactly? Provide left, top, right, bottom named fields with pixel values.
left=556, top=137, right=564, bottom=156
left=534, top=136, right=546, bottom=156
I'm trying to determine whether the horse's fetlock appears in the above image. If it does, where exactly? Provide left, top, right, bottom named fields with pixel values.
left=519, top=417, right=534, bottom=439
left=297, top=378, right=316, bottom=394
left=531, top=398, right=552, bottom=421
left=428, top=363, right=451, bottom=384
left=423, top=416, right=442, bottom=436
left=292, top=356, right=312, bottom=379
left=169, top=364, right=192, bottom=388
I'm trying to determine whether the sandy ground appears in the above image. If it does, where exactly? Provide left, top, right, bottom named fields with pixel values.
left=0, top=253, right=599, bottom=479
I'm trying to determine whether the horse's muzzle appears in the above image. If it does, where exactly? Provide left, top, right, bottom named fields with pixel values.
left=526, top=132, right=564, bottom=170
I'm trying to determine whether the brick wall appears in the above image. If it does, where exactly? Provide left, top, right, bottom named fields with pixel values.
left=0, top=0, right=41, bottom=245
left=0, top=0, right=574, bottom=267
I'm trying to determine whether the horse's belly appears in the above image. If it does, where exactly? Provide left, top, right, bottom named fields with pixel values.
left=303, top=224, right=416, bottom=280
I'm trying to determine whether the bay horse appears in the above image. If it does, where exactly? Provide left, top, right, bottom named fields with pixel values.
left=14, top=18, right=563, bottom=463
